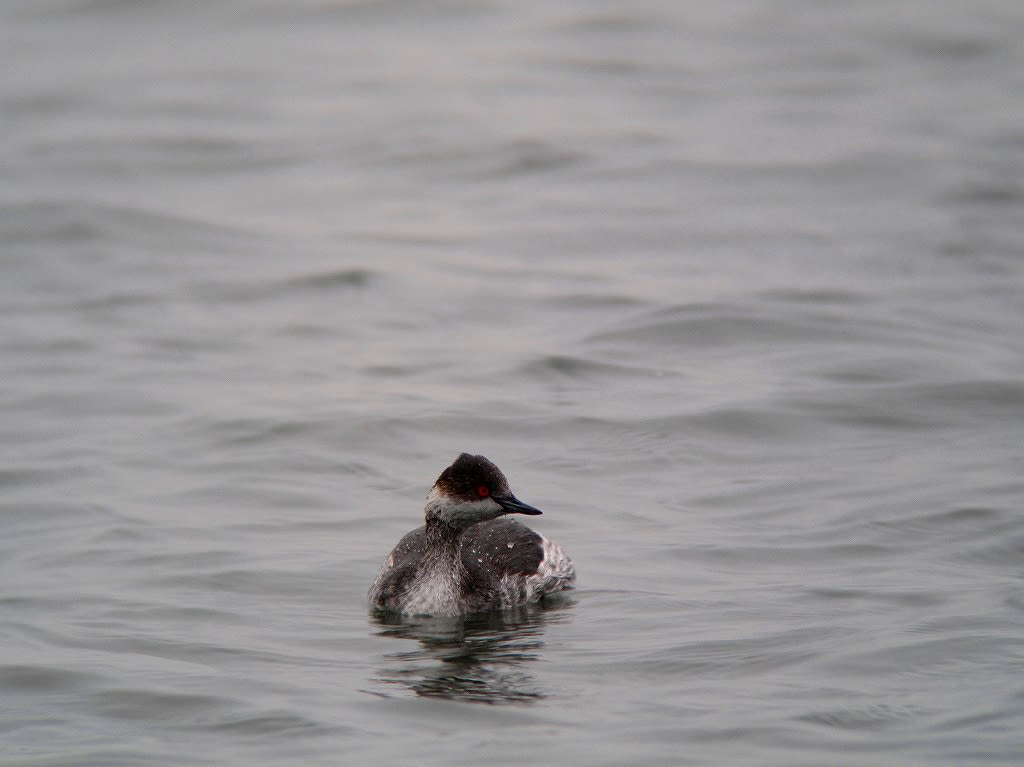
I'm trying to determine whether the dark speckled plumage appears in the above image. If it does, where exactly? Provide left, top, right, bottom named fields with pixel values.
left=368, top=454, right=575, bottom=615
left=371, top=518, right=543, bottom=609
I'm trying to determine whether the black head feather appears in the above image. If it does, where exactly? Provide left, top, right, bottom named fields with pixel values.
left=433, top=453, right=510, bottom=502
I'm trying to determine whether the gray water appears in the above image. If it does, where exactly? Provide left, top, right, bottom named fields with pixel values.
left=2, top=1, right=1023, bottom=765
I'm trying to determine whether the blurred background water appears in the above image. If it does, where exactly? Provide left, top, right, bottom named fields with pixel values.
left=2, top=1, right=1023, bottom=765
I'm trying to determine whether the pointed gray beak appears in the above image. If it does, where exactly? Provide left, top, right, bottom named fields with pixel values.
left=494, top=493, right=543, bottom=516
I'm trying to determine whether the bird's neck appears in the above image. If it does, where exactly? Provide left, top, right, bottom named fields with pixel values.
left=399, top=519, right=467, bottom=616
left=424, top=517, right=464, bottom=561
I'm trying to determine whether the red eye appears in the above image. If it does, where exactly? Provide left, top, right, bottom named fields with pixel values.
left=476, top=485, right=490, bottom=498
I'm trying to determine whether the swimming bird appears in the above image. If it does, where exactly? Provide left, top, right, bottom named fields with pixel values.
left=368, top=453, right=575, bottom=616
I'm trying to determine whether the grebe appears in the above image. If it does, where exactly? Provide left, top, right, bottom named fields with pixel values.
left=368, top=453, right=575, bottom=616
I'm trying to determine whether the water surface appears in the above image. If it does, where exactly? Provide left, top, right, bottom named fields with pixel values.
left=2, top=1, right=1023, bottom=765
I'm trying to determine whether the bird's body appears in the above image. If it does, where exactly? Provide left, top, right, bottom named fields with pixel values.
left=368, top=454, right=575, bottom=616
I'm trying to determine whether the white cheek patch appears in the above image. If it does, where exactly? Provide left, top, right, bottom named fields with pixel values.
left=424, top=487, right=505, bottom=529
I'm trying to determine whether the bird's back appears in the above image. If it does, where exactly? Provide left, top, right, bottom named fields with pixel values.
left=368, top=517, right=574, bottom=613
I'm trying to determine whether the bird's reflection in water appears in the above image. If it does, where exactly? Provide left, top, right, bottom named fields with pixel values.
left=369, top=598, right=575, bottom=705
